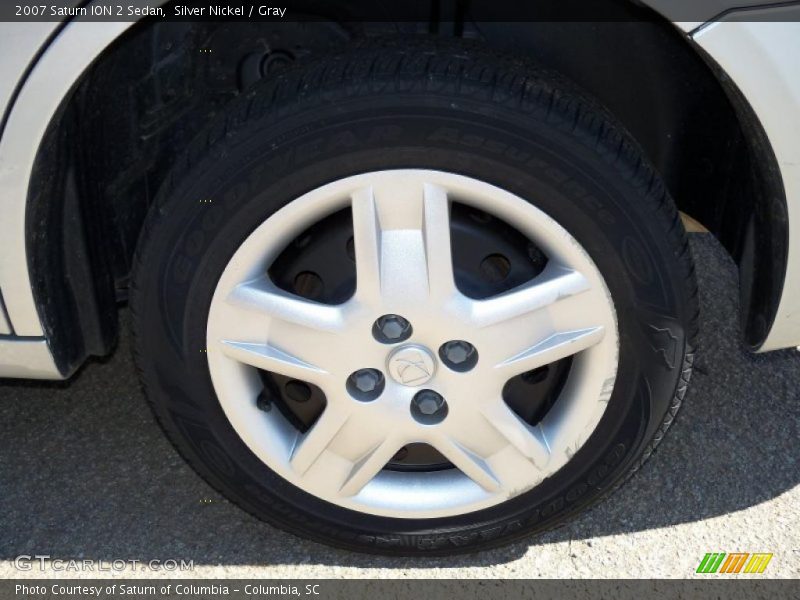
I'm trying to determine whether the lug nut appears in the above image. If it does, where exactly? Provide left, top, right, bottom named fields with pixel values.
left=417, top=394, right=442, bottom=415
left=373, top=314, right=412, bottom=344
left=411, top=390, right=448, bottom=424
left=346, top=368, right=385, bottom=402
left=352, top=370, right=381, bottom=393
left=439, top=340, right=478, bottom=372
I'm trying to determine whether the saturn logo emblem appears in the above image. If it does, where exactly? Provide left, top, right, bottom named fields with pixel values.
left=387, top=345, right=436, bottom=386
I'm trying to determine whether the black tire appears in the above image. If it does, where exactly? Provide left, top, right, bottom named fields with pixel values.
left=131, top=38, right=698, bottom=555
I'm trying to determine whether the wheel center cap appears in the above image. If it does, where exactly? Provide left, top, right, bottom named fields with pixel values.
left=387, top=344, right=436, bottom=387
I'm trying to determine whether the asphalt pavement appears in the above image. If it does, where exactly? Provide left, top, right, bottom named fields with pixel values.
left=1, top=234, right=798, bottom=578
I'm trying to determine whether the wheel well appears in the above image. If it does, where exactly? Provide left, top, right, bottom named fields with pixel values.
left=26, top=0, right=787, bottom=374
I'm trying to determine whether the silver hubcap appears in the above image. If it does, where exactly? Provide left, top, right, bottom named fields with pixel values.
left=206, top=170, right=619, bottom=518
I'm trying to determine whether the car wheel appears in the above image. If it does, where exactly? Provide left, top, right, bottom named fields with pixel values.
left=131, top=38, right=698, bottom=555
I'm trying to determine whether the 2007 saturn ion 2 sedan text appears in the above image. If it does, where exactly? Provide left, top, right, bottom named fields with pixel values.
left=1, top=0, right=798, bottom=555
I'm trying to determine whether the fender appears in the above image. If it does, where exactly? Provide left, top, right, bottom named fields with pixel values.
left=692, top=17, right=800, bottom=350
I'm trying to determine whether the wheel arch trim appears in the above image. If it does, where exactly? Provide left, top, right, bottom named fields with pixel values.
left=0, top=19, right=141, bottom=338
left=692, top=20, right=800, bottom=350
left=0, top=10, right=159, bottom=378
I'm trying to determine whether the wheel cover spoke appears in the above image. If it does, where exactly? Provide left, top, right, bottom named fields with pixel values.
left=220, top=340, right=327, bottom=382
left=470, top=264, right=591, bottom=330
left=496, top=327, right=605, bottom=377
left=226, top=279, right=346, bottom=334
left=480, top=399, right=552, bottom=468
left=289, top=406, right=352, bottom=476
left=431, top=434, right=502, bottom=493
left=212, top=279, right=347, bottom=382
left=351, top=179, right=456, bottom=306
left=339, top=437, right=404, bottom=497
